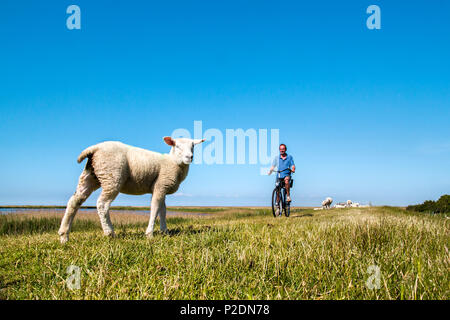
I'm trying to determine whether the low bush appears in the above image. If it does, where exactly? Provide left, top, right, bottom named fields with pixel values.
left=406, top=195, right=450, bottom=214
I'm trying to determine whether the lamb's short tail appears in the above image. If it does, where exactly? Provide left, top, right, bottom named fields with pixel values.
left=77, top=145, right=99, bottom=163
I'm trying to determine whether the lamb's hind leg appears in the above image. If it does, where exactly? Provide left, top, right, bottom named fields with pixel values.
left=159, top=200, right=168, bottom=234
left=59, top=169, right=100, bottom=243
left=97, top=191, right=118, bottom=237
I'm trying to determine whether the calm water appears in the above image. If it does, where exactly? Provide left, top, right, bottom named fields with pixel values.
left=0, top=208, right=208, bottom=217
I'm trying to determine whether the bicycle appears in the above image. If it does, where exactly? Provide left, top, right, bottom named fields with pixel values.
left=270, top=168, right=293, bottom=217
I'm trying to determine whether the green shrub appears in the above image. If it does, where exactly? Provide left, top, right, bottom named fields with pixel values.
left=406, top=195, right=450, bottom=213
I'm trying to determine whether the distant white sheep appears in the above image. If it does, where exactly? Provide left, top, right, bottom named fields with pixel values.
left=331, top=201, right=364, bottom=209
left=322, top=197, right=333, bottom=209
left=58, top=137, right=205, bottom=243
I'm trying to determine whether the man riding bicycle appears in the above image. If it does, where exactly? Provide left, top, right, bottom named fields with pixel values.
left=268, top=144, right=296, bottom=213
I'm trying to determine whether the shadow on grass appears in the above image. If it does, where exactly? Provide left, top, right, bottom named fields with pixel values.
left=115, top=225, right=214, bottom=239
left=167, top=225, right=213, bottom=236
left=291, top=213, right=314, bottom=218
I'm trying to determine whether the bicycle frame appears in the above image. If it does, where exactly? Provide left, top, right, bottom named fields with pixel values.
left=271, top=168, right=293, bottom=217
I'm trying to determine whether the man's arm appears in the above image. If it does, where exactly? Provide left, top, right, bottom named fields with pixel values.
left=268, top=156, right=278, bottom=175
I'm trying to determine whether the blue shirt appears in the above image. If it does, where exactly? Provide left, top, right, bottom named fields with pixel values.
left=272, top=154, right=295, bottom=178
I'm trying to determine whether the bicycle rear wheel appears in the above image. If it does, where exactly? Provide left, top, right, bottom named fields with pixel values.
left=281, top=188, right=288, bottom=217
left=285, top=201, right=290, bottom=217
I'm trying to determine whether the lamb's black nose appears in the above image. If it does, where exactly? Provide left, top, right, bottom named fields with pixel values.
left=190, top=156, right=194, bottom=161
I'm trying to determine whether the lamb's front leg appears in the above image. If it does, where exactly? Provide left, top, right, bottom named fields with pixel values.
left=146, top=192, right=165, bottom=237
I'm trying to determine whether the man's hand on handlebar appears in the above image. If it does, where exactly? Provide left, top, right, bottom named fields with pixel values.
left=268, top=167, right=295, bottom=175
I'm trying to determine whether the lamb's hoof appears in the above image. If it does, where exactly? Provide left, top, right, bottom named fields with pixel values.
left=145, top=232, right=153, bottom=238
left=104, top=231, right=116, bottom=238
left=60, top=235, right=69, bottom=244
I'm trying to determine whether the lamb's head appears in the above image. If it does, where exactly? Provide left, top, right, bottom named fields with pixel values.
left=164, top=136, right=205, bottom=165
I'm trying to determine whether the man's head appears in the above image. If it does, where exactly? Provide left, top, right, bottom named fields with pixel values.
left=164, top=137, right=205, bottom=165
left=279, top=144, right=287, bottom=156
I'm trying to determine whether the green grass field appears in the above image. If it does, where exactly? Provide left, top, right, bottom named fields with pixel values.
left=0, top=206, right=448, bottom=300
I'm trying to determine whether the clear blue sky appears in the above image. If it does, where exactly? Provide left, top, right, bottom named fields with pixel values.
left=1, top=0, right=449, bottom=207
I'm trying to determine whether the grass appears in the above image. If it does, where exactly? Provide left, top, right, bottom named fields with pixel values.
left=0, top=207, right=448, bottom=300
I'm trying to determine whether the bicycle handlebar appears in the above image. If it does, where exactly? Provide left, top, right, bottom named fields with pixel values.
left=275, top=168, right=292, bottom=173
left=268, top=167, right=294, bottom=176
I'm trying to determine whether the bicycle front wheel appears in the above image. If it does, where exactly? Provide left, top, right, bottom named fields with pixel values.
left=271, top=188, right=279, bottom=217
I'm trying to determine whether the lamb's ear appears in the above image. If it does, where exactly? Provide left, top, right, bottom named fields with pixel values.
left=193, top=139, right=206, bottom=145
left=163, top=136, right=176, bottom=146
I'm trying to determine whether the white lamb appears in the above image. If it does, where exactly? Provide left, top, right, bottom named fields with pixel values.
left=346, top=200, right=353, bottom=207
left=322, top=197, right=333, bottom=209
left=58, top=137, right=205, bottom=243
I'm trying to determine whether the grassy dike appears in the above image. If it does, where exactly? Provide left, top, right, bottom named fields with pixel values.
left=0, top=207, right=448, bottom=299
